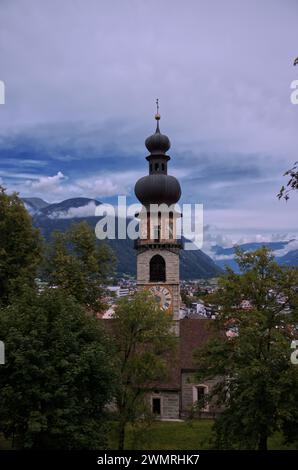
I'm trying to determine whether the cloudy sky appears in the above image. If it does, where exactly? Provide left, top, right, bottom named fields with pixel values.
left=0, top=0, right=297, bottom=248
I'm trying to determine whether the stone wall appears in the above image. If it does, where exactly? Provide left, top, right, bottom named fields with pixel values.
left=181, top=372, right=219, bottom=418
left=148, top=391, right=180, bottom=420
left=137, top=249, right=180, bottom=320
left=137, top=248, right=179, bottom=283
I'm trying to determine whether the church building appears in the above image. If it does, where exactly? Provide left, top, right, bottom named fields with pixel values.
left=133, top=105, right=218, bottom=419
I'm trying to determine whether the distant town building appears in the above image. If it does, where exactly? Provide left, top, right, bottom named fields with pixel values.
left=106, top=286, right=131, bottom=298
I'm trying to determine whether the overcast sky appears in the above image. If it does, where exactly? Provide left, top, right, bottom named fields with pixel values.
left=0, top=0, right=297, bottom=247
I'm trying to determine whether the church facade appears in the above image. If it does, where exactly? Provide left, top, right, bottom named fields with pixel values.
left=134, top=107, right=218, bottom=419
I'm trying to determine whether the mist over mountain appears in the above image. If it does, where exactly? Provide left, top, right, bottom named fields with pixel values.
left=212, top=240, right=298, bottom=272
left=24, top=197, right=222, bottom=280
left=22, top=197, right=298, bottom=276
left=22, top=197, right=50, bottom=214
left=278, top=250, right=298, bottom=266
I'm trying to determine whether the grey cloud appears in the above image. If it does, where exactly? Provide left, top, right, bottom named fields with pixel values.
left=0, top=0, right=297, bottom=240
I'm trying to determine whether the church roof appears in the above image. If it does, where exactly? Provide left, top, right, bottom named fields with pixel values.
left=102, top=318, right=216, bottom=391
left=153, top=319, right=216, bottom=390
left=179, top=318, right=215, bottom=371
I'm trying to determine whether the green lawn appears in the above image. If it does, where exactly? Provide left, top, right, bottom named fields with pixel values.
left=108, top=420, right=297, bottom=450
left=1, top=420, right=296, bottom=450
left=108, top=420, right=213, bottom=450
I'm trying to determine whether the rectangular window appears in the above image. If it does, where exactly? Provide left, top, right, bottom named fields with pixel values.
left=192, top=385, right=209, bottom=411
left=152, top=398, right=161, bottom=416
left=169, top=212, right=173, bottom=239
left=153, top=225, right=161, bottom=240
left=152, top=398, right=161, bottom=415
left=196, top=386, right=205, bottom=401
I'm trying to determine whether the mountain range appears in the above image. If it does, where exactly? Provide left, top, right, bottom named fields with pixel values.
left=211, top=240, right=298, bottom=272
left=23, top=197, right=223, bottom=280
left=23, top=197, right=298, bottom=277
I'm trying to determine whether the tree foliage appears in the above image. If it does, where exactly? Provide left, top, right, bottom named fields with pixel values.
left=0, top=289, right=115, bottom=449
left=111, top=291, right=177, bottom=450
left=195, top=247, right=298, bottom=450
left=0, top=187, right=42, bottom=306
left=45, top=221, right=114, bottom=311
left=278, top=161, right=298, bottom=200
left=0, top=190, right=118, bottom=449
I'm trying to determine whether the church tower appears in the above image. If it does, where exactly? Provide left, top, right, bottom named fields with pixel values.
left=134, top=102, right=182, bottom=323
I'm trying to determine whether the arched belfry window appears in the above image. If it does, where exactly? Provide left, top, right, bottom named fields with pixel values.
left=150, top=255, right=166, bottom=282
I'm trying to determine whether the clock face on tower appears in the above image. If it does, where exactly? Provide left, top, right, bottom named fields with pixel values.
left=149, top=285, right=172, bottom=311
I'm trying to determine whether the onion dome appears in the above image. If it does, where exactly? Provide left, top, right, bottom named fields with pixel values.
left=145, top=115, right=171, bottom=155
left=134, top=100, right=181, bottom=206
left=135, top=174, right=181, bottom=205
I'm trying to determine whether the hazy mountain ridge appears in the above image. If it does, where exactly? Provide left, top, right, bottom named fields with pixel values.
left=212, top=240, right=298, bottom=272
left=22, top=197, right=222, bottom=280
left=22, top=197, right=50, bottom=214
left=212, top=241, right=292, bottom=256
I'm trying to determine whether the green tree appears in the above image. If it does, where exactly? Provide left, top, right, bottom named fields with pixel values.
left=0, top=288, right=115, bottom=449
left=194, top=247, right=298, bottom=450
left=45, top=221, right=114, bottom=311
left=0, top=187, right=42, bottom=306
left=111, top=291, right=177, bottom=450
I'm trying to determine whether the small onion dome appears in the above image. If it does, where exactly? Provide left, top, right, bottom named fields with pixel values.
left=135, top=174, right=181, bottom=205
left=145, top=115, right=171, bottom=155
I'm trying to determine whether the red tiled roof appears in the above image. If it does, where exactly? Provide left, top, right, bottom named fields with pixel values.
left=102, top=318, right=216, bottom=391
left=179, top=318, right=215, bottom=370
left=149, top=319, right=216, bottom=390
